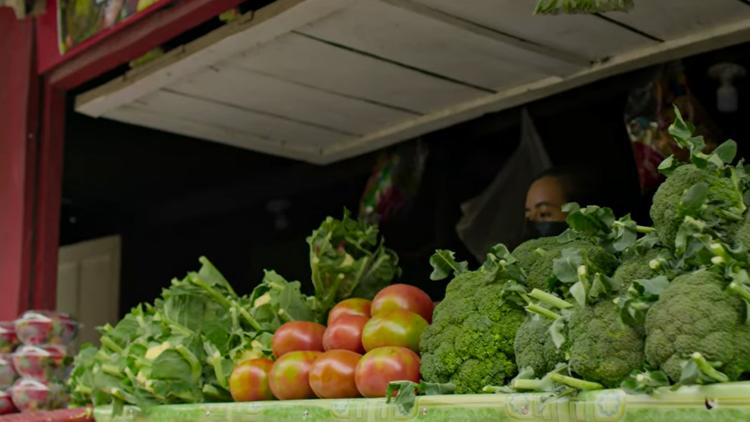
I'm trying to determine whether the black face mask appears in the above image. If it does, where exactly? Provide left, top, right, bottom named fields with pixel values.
left=523, top=220, right=568, bottom=240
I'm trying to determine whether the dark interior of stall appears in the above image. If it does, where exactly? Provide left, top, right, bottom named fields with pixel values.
left=60, top=41, right=750, bottom=314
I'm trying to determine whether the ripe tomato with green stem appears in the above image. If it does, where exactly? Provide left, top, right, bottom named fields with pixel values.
left=355, top=346, right=420, bottom=398
left=268, top=351, right=322, bottom=400
left=229, top=358, right=274, bottom=402
left=272, top=321, right=326, bottom=358
left=323, top=314, right=368, bottom=353
left=371, top=284, right=434, bottom=323
left=361, top=309, right=428, bottom=352
left=327, top=298, right=371, bottom=325
left=309, top=350, right=362, bottom=399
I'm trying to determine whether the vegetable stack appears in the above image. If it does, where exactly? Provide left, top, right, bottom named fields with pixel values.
left=421, top=106, right=750, bottom=396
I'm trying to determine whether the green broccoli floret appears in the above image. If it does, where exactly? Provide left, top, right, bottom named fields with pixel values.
left=734, top=211, right=750, bottom=250
left=568, top=300, right=644, bottom=387
left=420, top=250, right=527, bottom=393
left=514, top=316, right=565, bottom=377
left=650, top=164, right=743, bottom=249
left=612, top=248, right=667, bottom=294
left=512, top=236, right=618, bottom=291
left=644, top=269, right=750, bottom=382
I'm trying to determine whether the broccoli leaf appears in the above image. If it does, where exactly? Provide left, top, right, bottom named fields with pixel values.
left=429, top=250, right=468, bottom=280
left=386, top=381, right=455, bottom=415
left=621, top=369, right=670, bottom=394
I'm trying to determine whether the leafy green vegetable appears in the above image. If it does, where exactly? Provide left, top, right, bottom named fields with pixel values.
left=385, top=381, right=455, bottom=415
left=69, top=258, right=317, bottom=410
left=307, top=210, right=401, bottom=312
left=534, top=0, right=633, bottom=15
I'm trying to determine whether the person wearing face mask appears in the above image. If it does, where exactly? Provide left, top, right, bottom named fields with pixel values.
left=523, top=168, right=593, bottom=240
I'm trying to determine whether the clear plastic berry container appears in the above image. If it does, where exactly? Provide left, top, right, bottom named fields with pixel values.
left=0, top=389, right=15, bottom=415
left=9, top=378, right=67, bottom=413
left=0, top=354, right=16, bottom=389
left=11, top=345, right=69, bottom=382
left=0, top=322, right=18, bottom=353
left=14, top=311, right=78, bottom=346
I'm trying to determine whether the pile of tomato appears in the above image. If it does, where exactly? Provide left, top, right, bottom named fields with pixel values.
left=229, top=284, right=434, bottom=401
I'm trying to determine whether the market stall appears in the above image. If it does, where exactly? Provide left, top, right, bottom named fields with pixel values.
left=3, top=0, right=750, bottom=421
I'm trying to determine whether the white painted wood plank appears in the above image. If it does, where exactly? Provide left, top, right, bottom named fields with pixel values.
left=136, top=90, right=349, bottom=148
left=605, top=0, right=750, bottom=41
left=319, top=17, right=750, bottom=163
left=299, top=0, right=582, bottom=90
left=168, top=64, right=416, bottom=136
left=411, top=0, right=655, bottom=61
left=229, top=32, right=488, bottom=114
left=106, top=104, right=324, bottom=163
left=76, top=0, right=351, bottom=117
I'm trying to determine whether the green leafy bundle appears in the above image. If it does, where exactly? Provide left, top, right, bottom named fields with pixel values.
left=307, top=210, right=400, bottom=312
left=68, top=258, right=316, bottom=410
left=534, top=0, right=634, bottom=15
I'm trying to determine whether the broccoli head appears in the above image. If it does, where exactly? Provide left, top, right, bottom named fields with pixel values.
left=611, top=248, right=666, bottom=294
left=514, top=316, right=565, bottom=377
left=512, top=236, right=618, bottom=291
left=420, top=260, right=526, bottom=393
left=567, top=300, right=644, bottom=387
left=650, top=164, right=743, bottom=249
left=645, top=269, right=750, bottom=381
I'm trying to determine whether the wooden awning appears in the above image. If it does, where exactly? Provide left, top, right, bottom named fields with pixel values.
left=76, top=0, right=750, bottom=164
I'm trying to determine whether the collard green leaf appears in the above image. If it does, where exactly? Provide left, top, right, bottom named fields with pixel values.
left=308, top=210, right=401, bottom=311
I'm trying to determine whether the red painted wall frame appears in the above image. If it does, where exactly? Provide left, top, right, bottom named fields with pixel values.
left=0, top=0, right=244, bottom=319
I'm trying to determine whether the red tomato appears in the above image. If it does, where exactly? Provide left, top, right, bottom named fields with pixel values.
left=309, top=350, right=362, bottom=399
left=268, top=351, right=321, bottom=400
left=371, top=284, right=434, bottom=323
left=229, top=358, right=275, bottom=402
left=355, top=347, right=420, bottom=398
left=361, top=309, right=428, bottom=352
left=323, top=314, right=368, bottom=353
left=327, top=298, right=371, bottom=325
left=272, top=321, right=326, bottom=358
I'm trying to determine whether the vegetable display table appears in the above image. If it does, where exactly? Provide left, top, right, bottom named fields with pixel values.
left=93, top=382, right=750, bottom=422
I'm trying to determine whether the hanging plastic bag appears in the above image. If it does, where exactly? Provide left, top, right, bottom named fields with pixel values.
left=624, top=62, right=720, bottom=192
left=456, top=109, right=551, bottom=260
left=359, top=141, right=429, bottom=225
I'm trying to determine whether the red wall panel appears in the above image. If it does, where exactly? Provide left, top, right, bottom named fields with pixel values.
left=0, top=9, right=37, bottom=320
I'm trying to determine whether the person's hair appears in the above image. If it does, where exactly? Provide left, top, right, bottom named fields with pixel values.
left=532, top=167, right=599, bottom=207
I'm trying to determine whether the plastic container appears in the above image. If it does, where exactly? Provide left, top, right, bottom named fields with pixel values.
left=9, top=378, right=67, bottom=413
left=11, top=345, right=68, bottom=382
left=0, top=322, right=18, bottom=353
left=0, top=354, right=17, bottom=388
left=0, top=390, right=16, bottom=415
left=14, top=311, right=78, bottom=346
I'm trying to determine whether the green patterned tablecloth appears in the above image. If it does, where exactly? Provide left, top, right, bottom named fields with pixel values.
left=93, top=382, right=750, bottom=422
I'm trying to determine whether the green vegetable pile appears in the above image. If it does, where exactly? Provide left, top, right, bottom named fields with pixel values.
left=421, top=107, right=750, bottom=396
left=69, top=211, right=400, bottom=410
left=534, top=0, right=634, bottom=14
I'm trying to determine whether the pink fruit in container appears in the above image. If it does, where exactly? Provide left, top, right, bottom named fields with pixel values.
left=0, top=322, right=18, bottom=353
left=0, top=354, right=17, bottom=388
left=10, top=378, right=67, bottom=412
left=11, top=345, right=68, bottom=382
left=14, top=311, right=78, bottom=346
left=0, top=390, right=16, bottom=415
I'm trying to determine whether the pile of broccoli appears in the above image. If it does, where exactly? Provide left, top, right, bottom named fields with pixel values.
left=419, top=107, right=750, bottom=395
